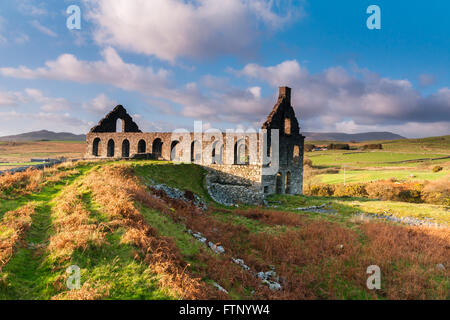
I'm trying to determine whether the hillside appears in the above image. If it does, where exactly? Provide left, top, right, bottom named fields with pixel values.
left=0, top=130, right=406, bottom=143
left=0, top=130, right=86, bottom=142
left=303, top=132, right=406, bottom=142
left=0, top=160, right=448, bottom=300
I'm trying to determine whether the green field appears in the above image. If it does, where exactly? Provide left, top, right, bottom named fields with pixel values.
left=305, top=135, right=450, bottom=185
left=316, top=169, right=449, bottom=184
left=0, top=160, right=448, bottom=300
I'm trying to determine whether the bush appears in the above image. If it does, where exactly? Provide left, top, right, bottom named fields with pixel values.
left=432, top=166, right=443, bottom=173
left=362, top=144, right=383, bottom=150
left=327, top=143, right=350, bottom=150
left=309, top=185, right=335, bottom=196
left=421, top=177, right=450, bottom=205
left=304, top=144, right=315, bottom=152
left=334, top=184, right=368, bottom=198
left=306, top=177, right=448, bottom=205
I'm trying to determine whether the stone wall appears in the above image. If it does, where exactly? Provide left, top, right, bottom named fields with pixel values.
left=84, top=86, right=306, bottom=201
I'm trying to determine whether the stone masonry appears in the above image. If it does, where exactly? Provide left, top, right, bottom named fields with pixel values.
left=85, top=87, right=305, bottom=204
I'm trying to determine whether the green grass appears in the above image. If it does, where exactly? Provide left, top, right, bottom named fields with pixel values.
left=306, top=151, right=448, bottom=168
left=0, top=162, right=45, bottom=166
left=131, top=161, right=211, bottom=201
left=339, top=200, right=450, bottom=225
left=267, top=193, right=450, bottom=226
left=316, top=169, right=449, bottom=184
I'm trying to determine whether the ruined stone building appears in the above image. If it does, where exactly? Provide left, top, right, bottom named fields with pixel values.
left=85, top=87, right=305, bottom=204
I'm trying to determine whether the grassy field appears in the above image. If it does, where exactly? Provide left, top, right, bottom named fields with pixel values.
left=0, top=141, right=86, bottom=165
left=0, top=160, right=448, bottom=300
left=305, top=135, right=450, bottom=185
left=0, top=136, right=448, bottom=300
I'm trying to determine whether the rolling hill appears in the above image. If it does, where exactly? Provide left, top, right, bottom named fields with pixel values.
left=303, top=131, right=406, bottom=142
left=0, top=130, right=86, bottom=142
left=0, top=130, right=405, bottom=143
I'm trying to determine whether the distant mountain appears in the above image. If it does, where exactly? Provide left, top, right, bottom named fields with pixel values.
left=0, top=130, right=86, bottom=142
left=303, top=132, right=406, bottom=142
left=0, top=130, right=406, bottom=143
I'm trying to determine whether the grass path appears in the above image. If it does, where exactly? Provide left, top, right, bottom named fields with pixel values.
left=0, top=165, right=93, bottom=299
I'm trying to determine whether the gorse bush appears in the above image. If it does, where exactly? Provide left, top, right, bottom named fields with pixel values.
left=306, top=176, right=449, bottom=205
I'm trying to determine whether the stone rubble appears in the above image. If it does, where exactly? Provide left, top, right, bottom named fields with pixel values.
left=149, top=181, right=207, bottom=210
left=289, top=202, right=446, bottom=228
left=213, top=282, right=229, bottom=294
left=187, top=229, right=225, bottom=254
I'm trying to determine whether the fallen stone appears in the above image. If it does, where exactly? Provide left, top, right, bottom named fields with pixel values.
left=208, top=241, right=225, bottom=254
left=213, top=282, right=229, bottom=294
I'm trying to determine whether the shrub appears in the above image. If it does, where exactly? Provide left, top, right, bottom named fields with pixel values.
left=334, top=183, right=368, bottom=198
left=362, top=144, right=383, bottom=150
left=421, top=177, right=450, bottom=205
left=309, top=184, right=335, bottom=196
left=432, top=166, right=443, bottom=173
left=327, top=143, right=350, bottom=150
left=304, top=144, right=315, bottom=152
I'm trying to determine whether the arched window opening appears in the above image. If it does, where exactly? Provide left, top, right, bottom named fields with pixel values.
left=122, top=139, right=130, bottom=158
left=285, top=172, right=291, bottom=194
left=92, top=138, right=101, bottom=156
left=170, top=141, right=180, bottom=161
left=276, top=173, right=283, bottom=194
left=107, top=139, right=115, bottom=157
left=138, top=140, right=146, bottom=153
left=152, top=138, right=163, bottom=158
left=212, top=142, right=223, bottom=164
left=293, top=145, right=300, bottom=165
left=234, top=139, right=249, bottom=165
left=284, top=117, right=291, bottom=135
left=191, top=141, right=201, bottom=163
left=116, top=118, right=124, bottom=133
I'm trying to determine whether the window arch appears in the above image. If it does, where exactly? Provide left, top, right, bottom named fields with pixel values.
left=122, top=139, right=130, bottom=158
left=284, top=117, right=291, bottom=135
left=152, top=138, right=163, bottom=158
left=234, top=139, right=249, bottom=165
left=276, top=172, right=283, bottom=194
left=92, top=137, right=101, bottom=156
left=212, top=141, right=223, bottom=164
left=191, top=140, right=200, bottom=163
left=107, top=139, right=115, bottom=157
left=170, top=141, right=180, bottom=161
left=116, top=118, right=124, bottom=133
left=293, top=145, right=300, bottom=165
left=285, top=172, right=291, bottom=194
left=138, top=140, right=146, bottom=153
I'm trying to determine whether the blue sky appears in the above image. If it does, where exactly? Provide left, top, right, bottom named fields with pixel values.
left=0, top=0, right=448, bottom=137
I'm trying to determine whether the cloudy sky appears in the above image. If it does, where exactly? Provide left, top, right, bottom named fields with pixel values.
left=0, top=0, right=448, bottom=137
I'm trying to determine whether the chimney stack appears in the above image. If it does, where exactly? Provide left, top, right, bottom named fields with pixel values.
left=279, top=86, right=291, bottom=102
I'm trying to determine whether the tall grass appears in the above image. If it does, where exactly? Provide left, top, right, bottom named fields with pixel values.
left=0, top=203, right=36, bottom=271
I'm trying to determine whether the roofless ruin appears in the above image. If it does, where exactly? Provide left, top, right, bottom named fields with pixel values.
left=85, top=87, right=305, bottom=204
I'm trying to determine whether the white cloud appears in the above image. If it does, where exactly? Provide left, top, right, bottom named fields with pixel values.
left=83, top=0, right=301, bottom=62
left=0, top=47, right=171, bottom=93
left=30, top=20, right=57, bottom=37
left=24, top=88, right=71, bottom=111
left=236, top=60, right=450, bottom=131
left=18, top=1, right=48, bottom=16
left=0, top=88, right=70, bottom=111
left=83, top=93, right=117, bottom=113
left=0, top=110, right=90, bottom=136
left=235, top=60, right=308, bottom=87
left=0, top=90, right=25, bottom=107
